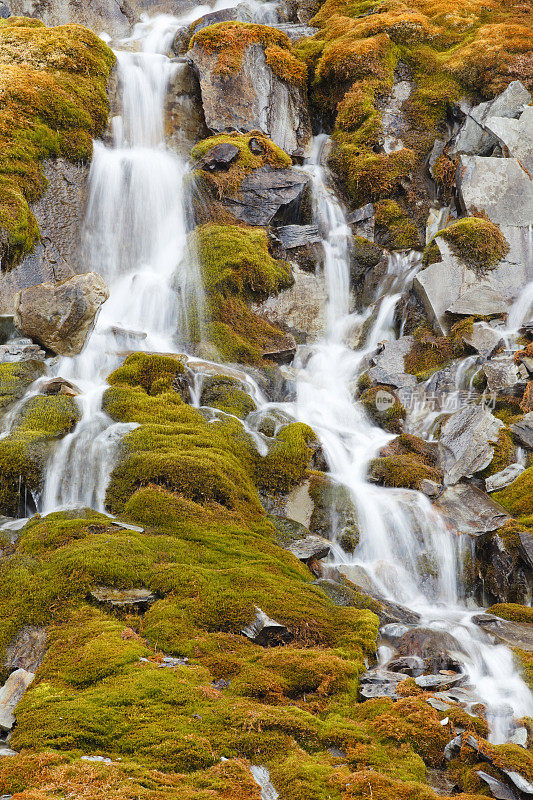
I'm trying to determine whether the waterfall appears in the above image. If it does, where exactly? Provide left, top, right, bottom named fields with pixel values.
left=280, top=135, right=533, bottom=742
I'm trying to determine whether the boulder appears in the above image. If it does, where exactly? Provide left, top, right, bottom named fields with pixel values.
left=241, top=606, right=292, bottom=646
left=434, top=483, right=510, bottom=535
left=187, top=39, right=311, bottom=157
left=0, top=159, right=89, bottom=314
left=483, top=357, right=522, bottom=392
left=446, top=285, right=507, bottom=318
left=286, top=534, right=330, bottom=563
left=14, top=272, right=109, bottom=356
left=395, top=628, right=464, bottom=673
left=485, top=464, right=525, bottom=493
left=368, top=336, right=417, bottom=389
left=0, top=339, right=45, bottom=364
left=8, top=0, right=138, bottom=38
left=4, top=627, right=46, bottom=674
left=165, top=61, right=209, bottom=158
left=474, top=532, right=530, bottom=604
left=218, top=166, right=311, bottom=227
left=414, top=672, right=464, bottom=690
left=90, top=587, right=156, bottom=613
left=359, top=667, right=408, bottom=699
left=438, top=405, right=503, bottom=485
left=0, top=668, right=34, bottom=732
left=461, top=321, right=503, bottom=359
left=456, top=156, right=533, bottom=228
left=274, top=224, right=324, bottom=272
left=41, top=377, right=80, bottom=396
left=252, top=265, right=327, bottom=340
left=511, top=412, right=533, bottom=449
left=473, top=615, right=533, bottom=652
left=476, top=771, right=519, bottom=800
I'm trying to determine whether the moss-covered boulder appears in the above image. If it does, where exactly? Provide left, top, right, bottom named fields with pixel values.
left=0, top=359, right=46, bottom=412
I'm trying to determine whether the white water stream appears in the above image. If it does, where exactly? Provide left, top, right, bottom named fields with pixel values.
left=5, top=3, right=530, bottom=752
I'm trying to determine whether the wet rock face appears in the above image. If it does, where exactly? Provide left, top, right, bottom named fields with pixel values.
left=438, top=405, right=503, bottom=485
left=187, top=40, right=311, bottom=157
left=14, top=272, right=109, bottom=356
left=0, top=160, right=89, bottom=315
left=473, top=532, right=530, bottom=605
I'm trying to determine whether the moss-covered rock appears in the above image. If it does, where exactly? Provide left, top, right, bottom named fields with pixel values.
left=434, top=217, right=510, bottom=273
left=360, top=385, right=406, bottom=432
left=200, top=375, right=257, bottom=419
left=0, top=17, right=115, bottom=268
left=0, top=359, right=46, bottom=411
left=493, top=467, right=533, bottom=516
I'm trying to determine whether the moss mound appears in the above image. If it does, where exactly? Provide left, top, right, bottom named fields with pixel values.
left=0, top=359, right=46, bottom=411
left=0, top=393, right=79, bottom=515
left=493, top=467, right=533, bottom=516
left=369, top=454, right=441, bottom=490
left=0, top=17, right=115, bottom=268
left=190, top=22, right=307, bottom=86
left=435, top=217, right=510, bottom=272
left=360, top=385, right=406, bottom=432
left=486, top=603, right=533, bottom=623
left=200, top=375, right=257, bottom=419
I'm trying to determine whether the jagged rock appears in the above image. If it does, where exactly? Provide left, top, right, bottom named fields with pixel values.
left=196, top=142, right=240, bottom=171
left=4, top=627, right=46, bottom=673
left=187, top=39, right=311, bottom=157
left=435, top=483, right=510, bottom=535
left=414, top=672, right=464, bottom=690
left=0, top=159, right=89, bottom=314
left=473, top=615, right=533, bottom=652
left=483, top=357, right=521, bottom=392
left=450, top=80, right=531, bottom=157
left=165, top=61, right=209, bottom=158
left=447, top=285, right=508, bottom=318
left=519, top=532, right=533, bottom=570
left=287, top=534, right=330, bottom=563
left=380, top=623, right=411, bottom=642
left=444, top=735, right=463, bottom=761
left=438, top=406, right=503, bottom=485
left=396, top=628, right=464, bottom=673
left=485, top=105, right=533, bottom=177
left=253, top=265, right=327, bottom=340
left=219, top=166, right=310, bottom=227
left=359, top=667, right=408, bottom=699
left=477, top=771, right=519, bottom=800
left=0, top=668, right=34, bottom=732
left=0, top=339, right=45, bottom=364
left=485, top=464, right=525, bottom=493
left=510, top=727, right=528, bottom=748
left=413, top=242, right=470, bottom=335
left=385, top=655, right=424, bottom=676
left=241, top=606, right=292, bottom=646
left=368, top=336, right=417, bottom=389
left=7, top=0, right=138, bottom=36
left=41, top=377, right=80, bottom=396
left=511, top=412, right=533, bottom=449
left=14, top=272, right=109, bottom=356
left=457, top=156, right=533, bottom=228
left=90, top=587, right=156, bottom=612
left=474, top=531, right=530, bottom=604
left=274, top=224, right=324, bottom=272
left=461, top=322, right=503, bottom=359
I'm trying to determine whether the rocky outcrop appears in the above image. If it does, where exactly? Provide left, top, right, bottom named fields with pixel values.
left=165, top=61, right=209, bottom=158
left=438, top=406, right=503, bottom=485
left=434, top=483, right=510, bottom=535
left=220, top=166, right=311, bottom=227
left=14, top=272, right=109, bottom=356
left=187, top=28, right=311, bottom=157
left=252, top=265, right=328, bottom=341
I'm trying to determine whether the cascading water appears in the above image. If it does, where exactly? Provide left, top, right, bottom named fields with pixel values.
left=273, top=133, right=533, bottom=743
left=22, top=4, right=531, bottom=748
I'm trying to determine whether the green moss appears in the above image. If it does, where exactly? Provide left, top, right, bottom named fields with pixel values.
left=254, top=422, right=316, bottom=493
left=374, top=200, right=421, bottom=250
left=435, top=217, right=510, bottom=273
left=360, top=385, right=406, bottom=433
left=486, top=603, right=533, bottom=623
left=189, top=22, right=307, bottom=86
left=369, top=455, right=441, bottom=490
left=0, top=18, right=115, bottom=268
left=479, top=427, right=515, bottom=479
left=404, top=326, right=466, bottom=378
left=352, top=235, right=383, bottom=270
left=0, top=359, right=46, bottom=411
left=200, top=375, right=257, bottom=419
left=493, top=467, right=533, bottom=516
left=0, top=394, right=79, bottom=515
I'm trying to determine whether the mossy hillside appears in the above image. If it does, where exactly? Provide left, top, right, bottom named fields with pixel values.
left=189, top=223, right=295, bottom=365
left=0, top=358, right=46, bottom=411
left=0, top=17, right=115, bottom=269
left=189, top=22, right=308, bottom=86
left=103, top=353, right=315, bottom=513
left=479, top=427, right=515, bottom=479
left=431, top=217, right=510, bottom=273
left=0, top=393, right=79, bottom=516
left=493, top=467, right=533, bottom=516
left=297, top=0, right=531, bottom=218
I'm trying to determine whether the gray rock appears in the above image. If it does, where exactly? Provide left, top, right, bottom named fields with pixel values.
left=0, top=668, right=35, bottom=732
left=510, top=726, right=528, bottom=748
left=444, top=735, right=463, bottom=761
left=511, top=412, right=533, bottom=448
left=485, top=105, right=533, bottom=176
left=368, top=336, right=417, bottom=389
left=268, top=22, right=319, bottom=41
left=187, top=40, right=311, bottom=157
left=420, top=479, right=440, bottom=497
left=241, top=606, right=292, bottom=646
left=385, top=655, right=425, bottom=676
left=519, top=532, right=533, bottom=570
left=473, top=615, right=533, bottom=652
left=380, top=623, right=411, bottom=642
left=275, top=224, right=321, bottom=249
left=253, top=265, right=327, bottom=341
left=503, top=771, right=533, bottom=796
left=434, top=483, right=510, bottom=535
left=447, top=285, right=508, bottom=318
left=165, top=61, right=209, bottom=158
left=359, top=667, right=408, bottom=699
left=476, top=771, right=519, bottom=800
left=413, top=242, right=471, bottom=334
left=438, top=405, right=503, bottom=485
left=8, top=0, right=138, bottom=39
left=347, top=203, right=374, bottom=225
left=0, top=316, right=15, bottom=345
left=483, top=356, right=522, bottom=392
left=485, top=464, right=525, bottom=492
left=457, top=156, right=533, bottom=227
left=0, top=159, right=90, bottom=314
left=461, top=321, right=503, bottom=359
left=414, top=672, right=464, bottom=690
left=287, top=534, right=331, bottom=563
left=0, top=340, right=46, bottom=364
left=41, top=377, right=80, bottom=397
left=4, top=627, right=46, bottom=674
left=14, top=272, right=109, bottom=356
left=220, top=166, right=310, bottom=227
left=196, top=142, right=240, bottom=171
left=90, top=587, right=156, bottom=612
left=396, top=628, right=464, bottom=673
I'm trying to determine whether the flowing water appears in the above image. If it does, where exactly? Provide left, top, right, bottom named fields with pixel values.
left=9, top=4, right=531, bottom=746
